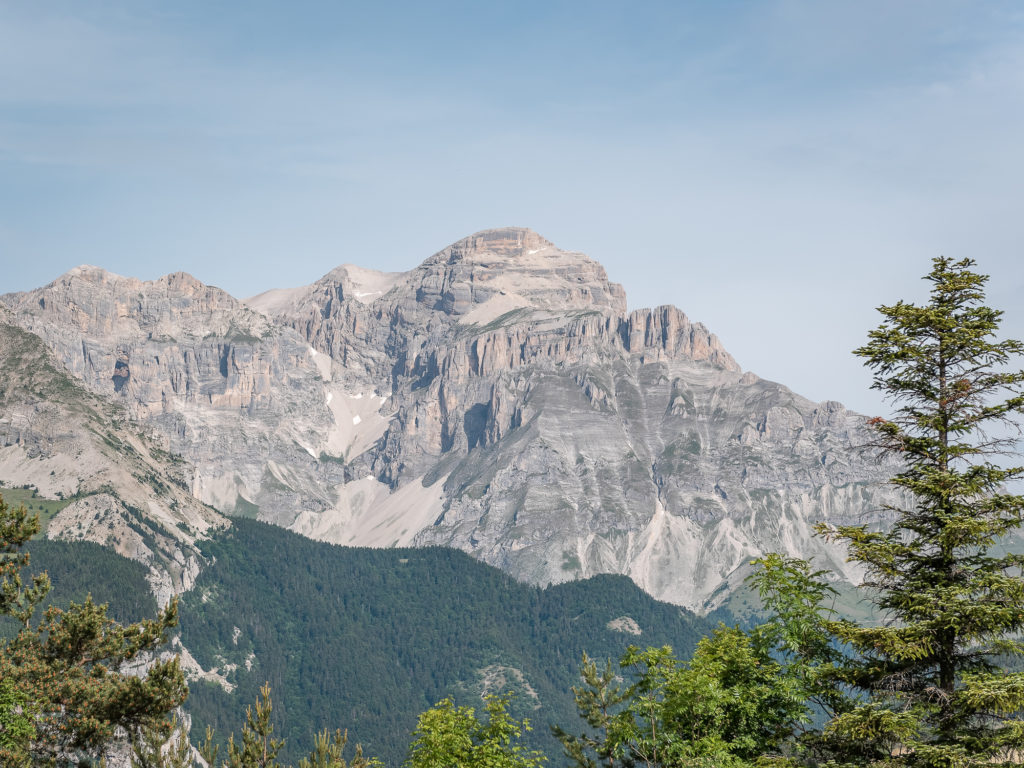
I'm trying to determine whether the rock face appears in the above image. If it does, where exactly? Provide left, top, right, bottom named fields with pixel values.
left=0, top=309, right=224, bottom=604
left=2, top=228, right=899, bottom=611
left=1, top=265, right=372, bottom=531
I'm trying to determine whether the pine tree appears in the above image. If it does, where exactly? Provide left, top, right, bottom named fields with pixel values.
left=821, top=257, right=1024, bottom=766
left=132, top=716, right=196, bottom=768
left=552, top=653, right=630, bottom=768
left=0, top=491, right=187, bottom=765
left=200, top=683, right=285, bottom=768
left=197, top=683, right=384, bottom=768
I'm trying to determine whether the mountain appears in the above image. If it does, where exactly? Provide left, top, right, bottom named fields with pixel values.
left=0, top=228, right=900, bottom=610
left=0, top=308, right=223, bottom=603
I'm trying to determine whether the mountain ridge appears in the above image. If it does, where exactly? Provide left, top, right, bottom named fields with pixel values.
left=0, top=227, right=900, bottom=610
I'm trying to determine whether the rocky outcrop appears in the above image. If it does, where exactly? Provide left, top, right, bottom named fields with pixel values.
left=2, top=228, right=900, bottom=611
left=1, top=265, right=377, bottom=527
left=0, top=314, right=224, bottom=602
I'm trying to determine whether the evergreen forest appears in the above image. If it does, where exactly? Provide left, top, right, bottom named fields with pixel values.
left=179, top=517, right=719, bottom=765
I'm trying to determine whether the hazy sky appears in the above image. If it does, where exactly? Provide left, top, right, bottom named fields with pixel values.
left=2, top=1, right=1023, bottom=415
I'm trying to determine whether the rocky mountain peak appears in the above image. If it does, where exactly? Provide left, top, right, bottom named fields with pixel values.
left=5, top=265, right=268, bottom=341
left=411, top=228, right=627, bottom=319
left=156, top=271, right=210, bottom=295
left=56, top=264, right=136, bottom=289
left=428, top=227, right=555, bottom=263
left=65, top=263, right=117, bottom=279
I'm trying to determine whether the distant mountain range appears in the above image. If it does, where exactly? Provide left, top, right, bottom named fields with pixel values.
left=0, top=227, right=901, bottom=612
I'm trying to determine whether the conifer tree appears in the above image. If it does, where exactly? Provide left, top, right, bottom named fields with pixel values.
left=0, top=491, right=187, bottom=766
left=132, top=716, right=196, bottom=768
left=821, top=257, right=1024, bottom=766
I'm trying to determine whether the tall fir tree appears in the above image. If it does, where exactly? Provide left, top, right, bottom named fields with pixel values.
left=821, top=257, right=1024, bottom=767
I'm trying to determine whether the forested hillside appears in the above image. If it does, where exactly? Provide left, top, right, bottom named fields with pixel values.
left=179, top=518, right=718, bottom=765
left=0, top=538, right=157, bottom=638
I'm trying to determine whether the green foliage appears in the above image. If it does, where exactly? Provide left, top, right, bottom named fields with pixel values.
left=551, top=654, right=629, bottom=768
left=557, top=630, right=811, bottom=767
left=132, top=716, right=196, bottom=768
left=297, top=728, right=381, bottom=768
left=555, top=554, right=864, bottom=768
left=819, top=257, right=1024, bottom=766
left=201, top=683, right=286, bottom=768
left=0, top=491, right=187, bottom=766
left=0, top=539, right=159, bottom=640
left=406, top=694, right=545, bottom=768
left=0, top=484, right=72, bottom=539
left=0, top=492, right=50, bottom=627
left=0, top=675, right=35, bottom=768
left=193, top=685, right=379, bottom=768
left=180, top=518, right=715, bottom=766
left=749, top=554, right=849, bottom=726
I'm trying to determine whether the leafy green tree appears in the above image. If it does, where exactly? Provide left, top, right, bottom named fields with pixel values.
left=0, top=491, right=187, bottom=766
left=627, top=629, right=812, bottom=767
left=406, top=693, right=546, bottom=768
left=820, top=257, right=1024, bottom=766
left=556, top=630, right=813, bottom=767
left=748, top=552, right=852, bottom=760
left=556, top=555, right=856, bottom=768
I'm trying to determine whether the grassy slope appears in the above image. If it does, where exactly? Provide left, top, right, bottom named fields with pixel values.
left=0, top=484, right=73, bottom=538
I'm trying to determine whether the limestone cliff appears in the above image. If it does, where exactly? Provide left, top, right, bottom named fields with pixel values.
left=0, top=309, right=223, bottom=604
left=251, top=228, right=897, bottom=610
left=2, top=228, right=899, bottom=610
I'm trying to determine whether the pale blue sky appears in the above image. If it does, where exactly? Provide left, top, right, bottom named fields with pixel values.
left=2, top=1, right=1023, bottom=415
